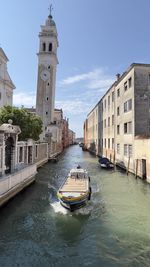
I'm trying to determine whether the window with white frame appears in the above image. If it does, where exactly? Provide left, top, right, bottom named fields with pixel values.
left=124, top=144, right=128, bottom=156
left=124, top=144, right=132, bottom=157
left=128, top=145, right=132, bottom=157
left=124, top=99, right=132, bottom=113
left=117, top=144, right=120, bottom=154
left=128, top=121, right=132, bottom=134
left=124, top=121, right=132, bottom=134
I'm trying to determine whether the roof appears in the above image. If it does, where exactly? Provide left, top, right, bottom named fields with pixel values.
left=0, top=123, right=21, bottom=134
left=0, top=47, right=9, bottom=62
left=86, top=62, right=150, bottom=118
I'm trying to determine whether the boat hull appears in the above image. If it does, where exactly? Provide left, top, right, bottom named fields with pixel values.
left=59, top=194, right=90, bottom=212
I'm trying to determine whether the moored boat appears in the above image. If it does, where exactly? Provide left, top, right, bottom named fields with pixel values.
left=98, top=157, right=114, bottom=169
left=57, top=165, right=91, bottom=211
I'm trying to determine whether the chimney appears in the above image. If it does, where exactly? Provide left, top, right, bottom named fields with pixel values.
left=116, top=73, right=120, bottom=80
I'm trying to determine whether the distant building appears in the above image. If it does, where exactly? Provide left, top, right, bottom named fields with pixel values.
left=68, top=129, right=76, bottom=145
left=84, top=63, right=150, bottom=180
left=0, top=47, right=15, bottom=108
left=62, top=118, right=69, bottom=149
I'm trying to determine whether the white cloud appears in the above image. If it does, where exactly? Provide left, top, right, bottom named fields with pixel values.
left=56, top=100, right=91, bottom=115
left=13, top=92, right=36, bottom=107
left=60, top=68, right=103, bottom=85
left=59, top=68, right=115, bottom=91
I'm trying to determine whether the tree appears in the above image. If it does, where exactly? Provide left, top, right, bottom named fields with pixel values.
left=0, top=106, right=43, bottom=141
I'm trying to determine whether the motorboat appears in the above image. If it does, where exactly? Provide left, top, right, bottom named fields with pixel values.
left=98, top=157, right=114, bottom=169
left=57, top=165, right=91, bottom=211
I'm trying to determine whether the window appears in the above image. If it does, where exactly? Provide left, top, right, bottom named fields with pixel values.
left=108, top=117, right=110, bottom=127
left=124, top=144, right=128, bottom=156
left=129, top=145, right=132, bottom=157
left=112, top=91, right=114, bottom=102
left=112, top=138, right=114, bottom=149
left=117, top=125, right=120, bottom=134
left=124, top=102, right=127, bottom=112
left=49, top=43, right=52, bottom=51
left=47, top=97, right=49, bottom=101
left=105, top=139, right=106, bottom=148
left=148, top=74, right=150, bottom=85
left=47, top=83, right=50, bottom=86
left=108, top=95, right=110, bottom=106
left=117, top=144, right=120, bottom=154
left=104, top=119, right=106, bottom=128
left=124, top=121, right=132, bottom=134
left=124, top=99, right=132, bottom=112
left=124, top=123, right=127, bottom=133
left=124, top=81, right=127, bottom=91
left=42, top=43, right=46, bottom=51
left=117, top=88, right=120, bottom=97
left=124, top=144, right=132, bottom=157
left=128, top=77, right=132, bottom=88
left=46, top=111, right=48, bottom=115
left=19, top=147, right=23, bottom=163
left=108, top=138, right=110, bottom=148
left=128, top=122, right=132, bottom=134
left=104, top=99, right=106, bottom=109
left=128, top=99, right=132, bottom=111
left=112, top=114, right=114, bottom=125
left=48, top=65, right=50, bottom=69
left=35, top=145, right=38, bottom=158
left=117, top=106, right=120, bottom=116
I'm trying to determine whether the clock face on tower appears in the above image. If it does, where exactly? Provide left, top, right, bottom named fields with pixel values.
left=40, top=69, right=50, bottom=81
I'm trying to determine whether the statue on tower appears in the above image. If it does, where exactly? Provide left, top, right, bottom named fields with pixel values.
left=48, top=4, right=53, bottom=18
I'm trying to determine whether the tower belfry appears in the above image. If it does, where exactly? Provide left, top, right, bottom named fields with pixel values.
left=36, top=8, right=59, bottom=140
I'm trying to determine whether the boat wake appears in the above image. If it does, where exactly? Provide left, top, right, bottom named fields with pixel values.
left=50, top=200, right=93, bottom=216
left=50, top=201, right=68, bottom=215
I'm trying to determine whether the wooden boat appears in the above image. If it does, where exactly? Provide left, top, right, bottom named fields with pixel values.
left=57, top=165, right=91, bottom=211
left=98, top=157, right=114, bottom=169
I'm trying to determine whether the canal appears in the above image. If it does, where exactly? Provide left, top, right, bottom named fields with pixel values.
left=0, top=145, right=150, bottom=267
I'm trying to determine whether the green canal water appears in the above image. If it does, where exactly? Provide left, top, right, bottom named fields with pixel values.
left=0, top=145, right=150, bottom=267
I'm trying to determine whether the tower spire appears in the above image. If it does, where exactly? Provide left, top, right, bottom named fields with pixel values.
left=48, top=4, right=53, bottom=18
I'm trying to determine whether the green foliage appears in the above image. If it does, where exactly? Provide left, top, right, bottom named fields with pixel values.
left=0, top=106, right=43, bottom=141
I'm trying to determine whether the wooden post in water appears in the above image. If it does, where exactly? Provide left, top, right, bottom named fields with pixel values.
left=127, top=156, right=130, bottom=176
left=135, top=159, right=138, bottom=179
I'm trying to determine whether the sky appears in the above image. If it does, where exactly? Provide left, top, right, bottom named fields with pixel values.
left=1, top=0, right=150, bottom=137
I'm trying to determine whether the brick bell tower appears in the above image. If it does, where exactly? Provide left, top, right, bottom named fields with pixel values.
left=36, top=5, right=59, bottom=140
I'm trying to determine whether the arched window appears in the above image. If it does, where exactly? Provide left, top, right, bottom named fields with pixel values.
left=49, top=43, right=52, bottom=52
left=42, top=43, right=46, bottom=51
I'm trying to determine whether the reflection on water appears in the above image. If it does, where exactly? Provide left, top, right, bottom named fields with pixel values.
left=0, top=146, right=150, bottom=266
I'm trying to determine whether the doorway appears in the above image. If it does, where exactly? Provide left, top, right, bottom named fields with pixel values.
left=5, top=137, right=14, bottom=174
left=142, top=159, right=147, bottom=179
